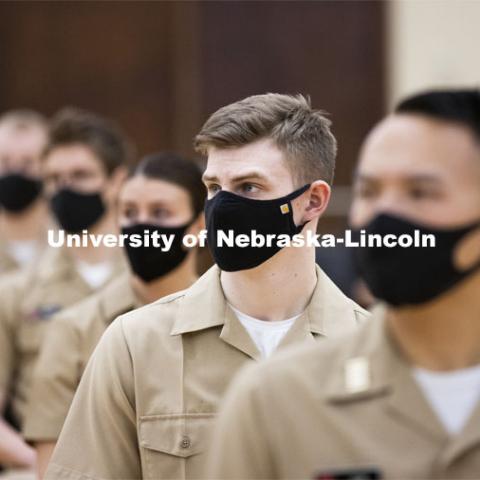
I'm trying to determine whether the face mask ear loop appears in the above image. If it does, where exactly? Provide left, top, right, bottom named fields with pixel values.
left=286, top=184, right=311, bottom=234
left=283, top=183, right=311, bottom=203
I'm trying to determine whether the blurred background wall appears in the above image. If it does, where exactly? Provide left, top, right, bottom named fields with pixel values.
left=388, top=0, right=480, bottom=108
left=1, top=0, right=478, bottom=231
left=0, top=0, right=385, bottom=233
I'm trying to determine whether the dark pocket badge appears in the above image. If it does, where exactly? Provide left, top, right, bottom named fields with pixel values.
left=27, top=304, right=62, bottom=321
left=314, top=467, right=382, bottom=480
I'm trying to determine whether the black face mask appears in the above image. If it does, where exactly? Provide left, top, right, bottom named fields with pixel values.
left=205, top=184, right=310, bottom=272
left=50, top=188, right=106, bottom=233
left=121, top=222, right=192, bottom=282
left=0, top=173, right=42, bottom=213
left=352, top=213, right=480, bottom=307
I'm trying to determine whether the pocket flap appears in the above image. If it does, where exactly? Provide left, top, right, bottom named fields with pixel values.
left=139, top=413, right=215, bottom=458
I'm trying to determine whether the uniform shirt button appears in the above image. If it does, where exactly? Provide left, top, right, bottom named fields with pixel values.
left=180, top=436, right=191, bottom=449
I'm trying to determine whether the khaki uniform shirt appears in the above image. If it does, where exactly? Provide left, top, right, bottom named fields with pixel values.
left=206, top=306, right=480, bottom=480
left=0, top=247, right=125, bottom=426
left=46, top=265, right=368, bottom=480
left=22, top=273, right=141, bottom=442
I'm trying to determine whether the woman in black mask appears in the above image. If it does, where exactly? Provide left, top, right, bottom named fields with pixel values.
left=119, top=152, right=204, bottom=301
left=24, top=151, right=205, bottom=477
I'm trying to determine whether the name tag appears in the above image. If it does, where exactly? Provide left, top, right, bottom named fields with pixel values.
left=314, top=467, right=382, bottom=479
left=26, top=305, right=62, bottom=321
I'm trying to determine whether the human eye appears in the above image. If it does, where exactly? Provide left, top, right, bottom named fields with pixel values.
left=207, top=183, right=221, bottom=195
left=409, top=186, right=442, bottom=200
left=151, top=207, right=169, bottom=220
left=238, top=183, right=260, bottom=196
left=353, top=181, right=378, bottom=199
left=122, top=205, right=138, bottom=221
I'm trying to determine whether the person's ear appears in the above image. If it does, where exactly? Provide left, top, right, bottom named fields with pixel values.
left=454, top=226, right=480, bottom=271
left=104, top=166, right=129, bottom=205
left=298, top=180, right=331, bottom=224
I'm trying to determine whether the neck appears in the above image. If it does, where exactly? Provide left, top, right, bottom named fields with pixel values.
left=0, top=199, right=48, bottom=242
left=221, top=234, right=317, bottom=321
left=388, top=271, right=480, bottom=371
left=70, top=211, right=120, bottom=264
left=131, top=253, right=198, bottom=304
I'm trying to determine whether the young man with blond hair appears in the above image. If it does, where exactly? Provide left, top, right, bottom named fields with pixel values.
left=46, top=93, right=368, bottom=480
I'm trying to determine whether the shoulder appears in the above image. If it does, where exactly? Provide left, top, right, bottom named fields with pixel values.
left=0, top=268, right=37, bottom=325
left=48, top=292, right=104, bottom=340
left=0, top=265, right=34, bottom=292
left=116, top=289, right=187, bottom=337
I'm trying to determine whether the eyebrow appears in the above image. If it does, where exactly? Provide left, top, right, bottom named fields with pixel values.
left=201, top=173, right=218, bottom=183
left=354, top=172, right=442, bottom=184
left=202, top=171, right=269, bottom=184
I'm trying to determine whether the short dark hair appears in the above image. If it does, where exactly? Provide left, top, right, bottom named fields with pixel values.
left=45, top=107, right=133, bottom=174
left=194, top=93, right=337, bottom=185
left=395, top=89, right=480, bottom=143
left=133, top=152, right=205, bottom=217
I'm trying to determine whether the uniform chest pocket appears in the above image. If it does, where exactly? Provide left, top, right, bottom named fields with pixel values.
left=139, top=413, right=216, bottom=479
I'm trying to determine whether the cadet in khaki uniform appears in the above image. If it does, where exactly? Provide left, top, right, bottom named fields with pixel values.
left=46, top=93, right=368, bottom=480
left=0, top=108, right=130, bottom=474
left=206, top=90, right=480, bottom=480
left=0, top=110, right=50, bottom=275
left=23, top=152, right=205, bottom=478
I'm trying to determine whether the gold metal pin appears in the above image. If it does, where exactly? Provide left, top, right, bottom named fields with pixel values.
left=344, top=356, right=370, bottom=393
left=280, top=204, right=290, bottom=214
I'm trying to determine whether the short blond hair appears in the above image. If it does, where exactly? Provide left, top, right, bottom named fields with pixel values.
left=194, top=93, right=337, bottom=185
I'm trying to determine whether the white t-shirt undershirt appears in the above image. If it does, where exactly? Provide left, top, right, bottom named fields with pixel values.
left=7, top=240, right=38, bottom=267
left=413, top=364, right=480, bottom=435
left=75, top=260, right=113, bottom=289
left=229, top=304, right=301, bottom=359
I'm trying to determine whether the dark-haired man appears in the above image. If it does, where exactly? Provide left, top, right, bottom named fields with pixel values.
left=0, top=108, right=129, bottom=473
left=0, top=110, right=50, bottom=274
left=46, top=93, right=367, bottom=480
left=206, top=89, right=480, bottom=480
left=23, top=152, right=204, bottom=478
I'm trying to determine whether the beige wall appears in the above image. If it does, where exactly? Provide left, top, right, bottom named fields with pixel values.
left=388, top=0, right=480, bottom=108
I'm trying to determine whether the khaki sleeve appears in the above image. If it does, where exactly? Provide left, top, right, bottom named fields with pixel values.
left=0, top=301, right=15, bottom=408
left=45, top=316, right=141, bottom=480
left=205, top=363, right=274, bottom=480
left=0, top=274, right=24, bottom=410
left=22, top=314, right=81, bottom=441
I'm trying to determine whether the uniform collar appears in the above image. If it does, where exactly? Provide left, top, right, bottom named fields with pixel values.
left=171, top=265, right=366, bottom=359
left=36, top=247, right=126, bottom=287
left=170, top=266, right=226, bottom=335
left=324, top=305, right=480, bottom=463
left=324, top=305, right=447, bottom=442
left=0, top=222, right=50, bottom=270
left=36, top=247, right=81, bottom=282
left=0, top=237, right=20, bottom=270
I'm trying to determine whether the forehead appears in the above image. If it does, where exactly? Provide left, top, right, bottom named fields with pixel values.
left=120, top=175, right=191, bottom=204
left=44, top=144, right=103, bottom=171
left=0, top=124, right=46, bottom=150
left=357, top=114, right=480, bottom=182
left=204, top=138, right=289, bottom=177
